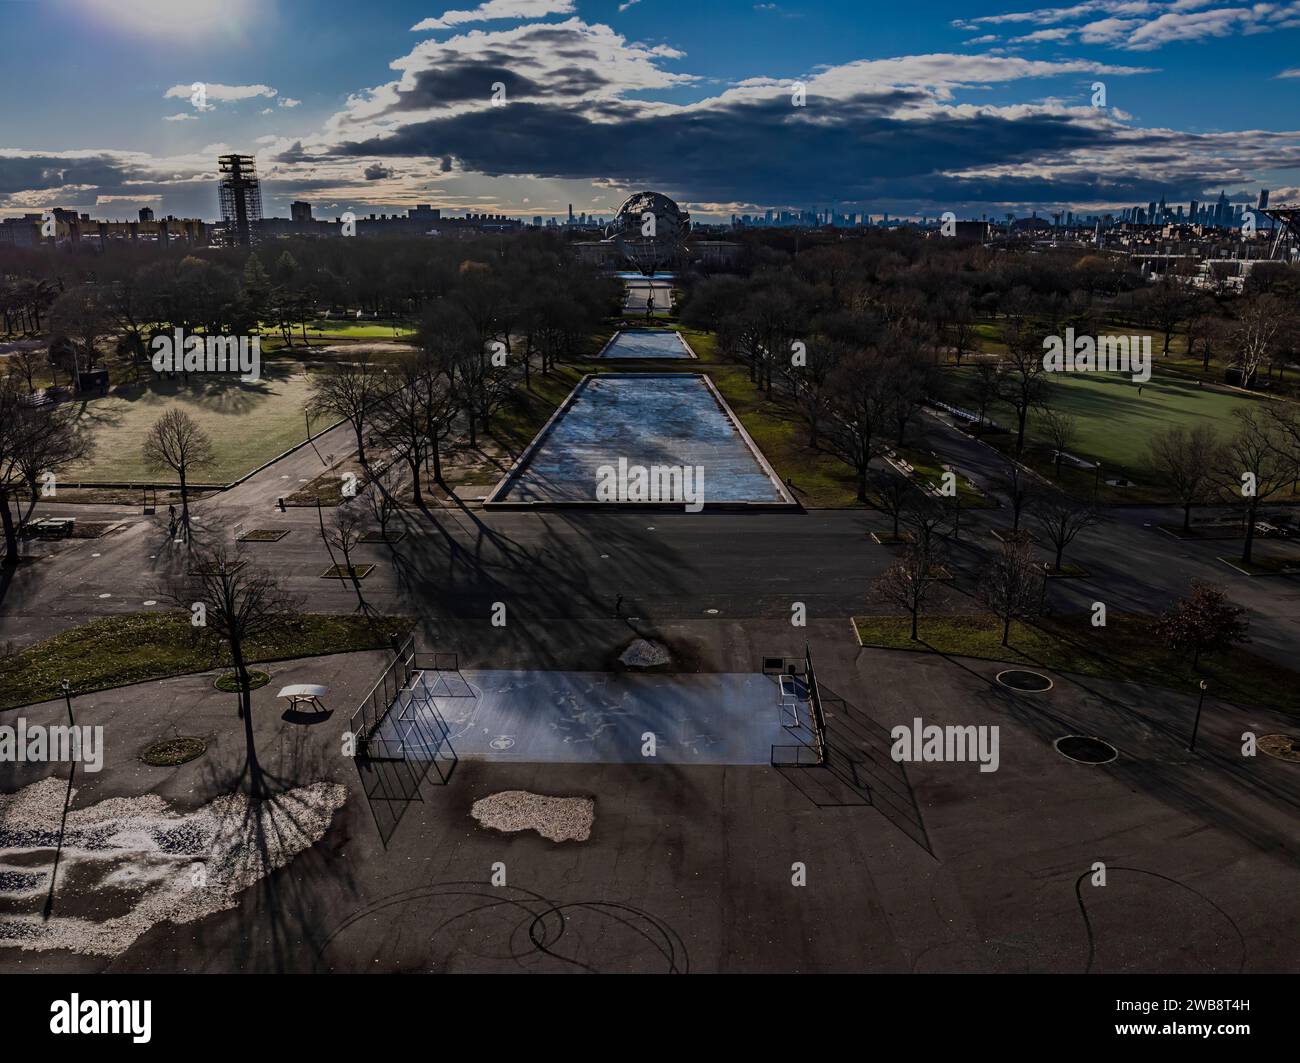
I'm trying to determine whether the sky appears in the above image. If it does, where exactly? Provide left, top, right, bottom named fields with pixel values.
left=1, top=0, right=1299, bottom=222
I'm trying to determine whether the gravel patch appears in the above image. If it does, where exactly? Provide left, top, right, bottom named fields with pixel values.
left=470, top=791, right=594, bottom=843
left=619, top=638, right=672, bottom=668
left=0, top=776, right=348, bottom=956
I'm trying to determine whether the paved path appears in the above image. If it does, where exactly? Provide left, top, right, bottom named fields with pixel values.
left=3, top=619, right=1297, bottom=973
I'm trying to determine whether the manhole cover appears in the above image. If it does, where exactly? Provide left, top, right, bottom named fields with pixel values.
left=995, top=669, right=1054, bottom=691
left=1259, top=734, right=1300, bottom=763
left=1054, top=735, right=1118, bottom=764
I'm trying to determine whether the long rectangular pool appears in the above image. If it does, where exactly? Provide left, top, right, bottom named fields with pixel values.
left=597, top=329, right=695, bottom=359
left=485, top=373, right=795, bottom=507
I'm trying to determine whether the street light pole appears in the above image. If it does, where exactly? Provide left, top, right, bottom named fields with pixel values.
left=60, top=679, right=74, bottom=728
left=1188, top=679, right=1209, bottom=751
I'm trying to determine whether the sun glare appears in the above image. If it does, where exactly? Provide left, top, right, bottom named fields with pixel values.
left=80, top=0, right=258, bottom=37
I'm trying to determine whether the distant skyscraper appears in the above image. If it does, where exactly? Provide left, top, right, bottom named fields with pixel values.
left=1259, top=188, right=1269, bottom=209
left=290, top=200, right=313, bottom=224
left=1211, top=190, right=1227, bottom=227
left=217, top=154, right=263, bottom=248
left=138, top=206, right=154, bottom=223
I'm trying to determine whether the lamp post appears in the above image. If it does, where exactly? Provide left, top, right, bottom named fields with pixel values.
left=60, top=679, right=74, bottom=728
left=1188, top=679, right=1208, bottom=751
left=1093, top=461, right=1102, bottom=502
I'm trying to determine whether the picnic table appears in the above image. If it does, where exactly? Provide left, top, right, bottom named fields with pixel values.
left=27, top=517, right=75, bottom=539
left=276, top=684, right=329, bottom=713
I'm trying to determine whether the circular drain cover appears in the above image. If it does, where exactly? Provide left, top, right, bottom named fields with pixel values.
left=1259, top=734, right=1300, bottom=763
left=996, top=669, right=1053, bottom=691
left=1055, top=735, right=1118, bottom=764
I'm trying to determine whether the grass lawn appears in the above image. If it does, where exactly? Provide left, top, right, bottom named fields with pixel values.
left=0, top=611, right=414, bottom=709
left=943, top=364, right=1265, bottom=494
left=948, top=365, right=1259, bottom=470
left=296, top=320, right=417, bottom=340
left=853, top=612, right=1300, bottom=716
left=705, top=361, right=869, bottom=506
left=64, top=367, right=319, bottom=484
left=487, top=364, right=586, bottom=454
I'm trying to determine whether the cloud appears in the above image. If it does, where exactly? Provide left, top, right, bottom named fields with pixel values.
left=1280, top=68, right=1300, bottom=78
left=163, top=82, right=279, bottom=103
left=278, top=97, right=302, bottom=108
left=307, top=29, right=1277, bottom=214
left=619, top=0, right=643, bottom=9
left=412, top=0, right=576, bottom=31
left=7, top=14, right=1298, bottom=220
left=162, top=113, right=199, bottom=122
left=958, top=1, right=1300, bottom=49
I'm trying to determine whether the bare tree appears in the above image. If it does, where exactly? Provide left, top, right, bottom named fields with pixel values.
left=978, top=539, right=1045, bottom=646
left=1038, top=406, right=1077, bottom=474
left=317, top=502, right=371, bottom=614
left=1148, top=423, right=1221, bottom=533
left=0, top=376, right=95, bottom=563
left=1219, top=406, right=1296, bottom=564
left=949, top=290, right=978, bottom=366
left=1140, top=275, right=1193, bottom=357
left=869, top=467, right=916, bottom=540
left=1231, top=294, right=1290, bottom=387
left=365, top=465, right=402, bottom=542
left=825, top=349, right=891, bottom=501
left=784, top=339, right=839, bottom=447
left=306, top=356, right=384, bottom=467
left=1237, top=294, right=1292, bottom=383
left=994, top=459, right=1039, bottom=535
left=997, top=319, right=1051, bottom=455
left=6, top=346, right=44, bottom=394
left=902, top=496, right=947, bottom=558
left=451, top=344, right=513, bottom=446
left=1191, top=313, right=1229, bottom=372
left=373, top=352, right=460, bottom=502
left=1030, top=490, right=1102, bottom=573
left=971, top=362, right=1000, bottom=435
left=49, top=285, right=111, bottom=393
left=142, top=409, right=215, bottom=531
left=874, top=542, right=939, bottom=641
left=171, top=545, right=296, bottom=798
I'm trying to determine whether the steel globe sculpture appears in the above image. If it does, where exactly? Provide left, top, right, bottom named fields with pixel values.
left=603, top=191, right=690, bottom=276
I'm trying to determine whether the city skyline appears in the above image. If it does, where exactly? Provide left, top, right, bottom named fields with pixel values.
left=1, top=0, right=1299, bottom=223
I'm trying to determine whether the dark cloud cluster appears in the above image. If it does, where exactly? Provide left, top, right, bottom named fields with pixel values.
left=334, top=90, right=1218, bottom=209
left=0, top=153, right=153, bottom=196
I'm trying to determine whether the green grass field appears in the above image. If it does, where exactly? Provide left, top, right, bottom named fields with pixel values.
left=0, top=611, right=414, bottom=709
left=65, top=368, right=319, bottom=484
left=295, top=320, right=417, bottom=339
left=945, top=365, right=1262, bottom=477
